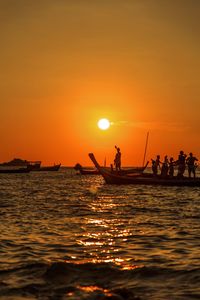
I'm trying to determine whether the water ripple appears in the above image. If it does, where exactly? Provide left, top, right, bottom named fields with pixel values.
left=0, top=169, right=200, bottom=299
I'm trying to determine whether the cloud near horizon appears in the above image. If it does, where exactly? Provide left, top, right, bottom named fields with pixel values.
left=111, top=121, right=190, bottom=132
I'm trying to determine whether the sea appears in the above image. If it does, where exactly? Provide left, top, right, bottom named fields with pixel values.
left=0, top=168, right=200, bottom=300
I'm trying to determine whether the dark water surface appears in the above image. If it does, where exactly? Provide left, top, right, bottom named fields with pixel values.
left=0, top=168, right=200, bottom=299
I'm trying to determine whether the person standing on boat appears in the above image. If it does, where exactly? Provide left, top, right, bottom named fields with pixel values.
left=177, top=150, right=187, bottom=178
left=169, top=157, right=175, bottom=178
left=151, top=155, right=161, bottom=176
left=114, top=146, right=121, bottom=171
left=186, top=153, right=198, bottom=178
left=161, top=155, right=169, bottom=177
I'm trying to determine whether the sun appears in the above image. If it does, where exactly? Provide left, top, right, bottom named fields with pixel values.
left=98, top=118, right=110, bottom=130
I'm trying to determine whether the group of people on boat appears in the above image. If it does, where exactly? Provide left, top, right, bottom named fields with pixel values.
left=151, top=151, right=198, bottom=178
left=112, top=146, right=198, bottom=178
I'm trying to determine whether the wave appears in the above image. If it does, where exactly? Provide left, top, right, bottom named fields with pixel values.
left=0, top=261, right=200, bottom=299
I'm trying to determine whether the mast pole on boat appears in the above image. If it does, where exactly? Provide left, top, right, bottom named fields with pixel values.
left=142, top=132, right=149, bottom=167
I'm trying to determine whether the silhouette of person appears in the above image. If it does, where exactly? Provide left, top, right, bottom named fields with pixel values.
left=186, top=153, right=198, bottom=178
left=114, top=145, right=121, bottom=171
left=151, top=155, right=161, bottom=176
left=169, top=157, right=175, bottom=178
left=161, top=155, right=169, bottom=177
left=177, top=150, right=187, bottom=178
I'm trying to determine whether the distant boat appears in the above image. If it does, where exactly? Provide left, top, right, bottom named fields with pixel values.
left=74, top=160, right=148, bottom=176
left=27, top=161, right=42, bottom=170
left=0, top=158, right=61, bottom=172
left=89, top=153, right=200, bottom=187
left=0, top=167, right=30, bottom=174
left=31, top=164, right=61, bottom=172
left=109, top=161, right=149, bottom=175
left=0, top=158, right=41, bottom=170
left=74, top=163, right=100, bottom=175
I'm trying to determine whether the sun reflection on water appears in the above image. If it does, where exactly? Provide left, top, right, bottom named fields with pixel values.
left=75, top=212, right=135, bottom=268
left=70, top=191, right=144, bottom=269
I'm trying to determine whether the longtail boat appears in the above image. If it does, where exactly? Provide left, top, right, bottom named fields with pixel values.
left=74, top=160, right=148, bottom=176
left=115, top=161, right=149, bottom=175
left=31, top=164, right=61, bottom=172
left=74, top=163, right=100, bottom=175
left=89, top=153, right=200, bottom=187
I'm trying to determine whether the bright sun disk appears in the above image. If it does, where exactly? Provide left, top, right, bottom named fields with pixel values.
left=98, top=118, right=110, bottom=130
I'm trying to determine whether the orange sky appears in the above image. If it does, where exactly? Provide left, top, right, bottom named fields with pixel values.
left=0, top=0, right=200, bottom=166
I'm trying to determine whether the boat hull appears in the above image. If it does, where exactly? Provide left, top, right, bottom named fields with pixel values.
left=74, top=160, right=148, bottom=176
left=89, top=153, right=200, bottom=187
left=101, top=172, right=200, bottom=186
left=31, top=164, right=61, bottom=171
left=79, top=169, right=100, bottom=175
left=0, top=168, right=30, bottom=174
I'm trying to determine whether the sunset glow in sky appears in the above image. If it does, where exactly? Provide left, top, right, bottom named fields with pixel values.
left=1, top=0, right=200, bottom=166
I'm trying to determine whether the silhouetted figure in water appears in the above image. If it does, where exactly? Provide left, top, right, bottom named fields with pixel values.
left=151, top=155, right=161, bottom=176
left=186, top=153, right=198, bottom=178
left=161, top=155, right=169, bottom=177
left=169, top=157, right=175, bottom=178
left=114, top=145, right=121, bottom=171
left=177, top=150, right=187, bottom=178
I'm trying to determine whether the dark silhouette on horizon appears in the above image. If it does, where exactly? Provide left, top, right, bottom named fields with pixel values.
left=114, top=145, right=121, bottom=171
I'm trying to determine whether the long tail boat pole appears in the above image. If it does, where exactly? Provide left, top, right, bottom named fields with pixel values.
left=142, top=132, right=149, bottom=167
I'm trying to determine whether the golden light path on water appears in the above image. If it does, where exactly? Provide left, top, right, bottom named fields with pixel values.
left=74, top=194, right=142, bottom=270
